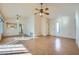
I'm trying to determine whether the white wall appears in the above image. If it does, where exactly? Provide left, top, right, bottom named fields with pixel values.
left=49, top=15, right=76, bottom=39
left=75, top=10, right=79, bottom=47
left=23, top=16, right=35, bottom=36
left=40, top=17, right=48, bottom=36
left=34, top=15, right=49, bottom=36
left=34, top=14, right=41, bottom=36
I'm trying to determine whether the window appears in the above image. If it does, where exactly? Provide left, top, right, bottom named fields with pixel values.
left=56, top=22, right=60, bottom=36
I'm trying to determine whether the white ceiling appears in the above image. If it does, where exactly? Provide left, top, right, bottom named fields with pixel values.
left=0, top=3, right=79, bottom=19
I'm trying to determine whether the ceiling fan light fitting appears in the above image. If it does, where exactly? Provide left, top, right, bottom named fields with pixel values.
left=40, top=13, right=42, bottom=16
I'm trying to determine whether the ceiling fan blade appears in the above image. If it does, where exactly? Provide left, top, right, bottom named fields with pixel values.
left=45, top=8, right=49, bottom=11
left=35, top=8, right=39, bottom=11
left=44, top=12, right=49, bottom=15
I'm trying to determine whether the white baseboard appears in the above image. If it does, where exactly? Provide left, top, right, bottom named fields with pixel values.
left=49, top=34, right=75, bottom=39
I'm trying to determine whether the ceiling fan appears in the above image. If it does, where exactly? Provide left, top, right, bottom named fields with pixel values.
left=34, top=3, right=49, bottom=16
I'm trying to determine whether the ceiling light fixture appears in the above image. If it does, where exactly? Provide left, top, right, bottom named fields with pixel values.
left=34, top=3, right=49, bottom=16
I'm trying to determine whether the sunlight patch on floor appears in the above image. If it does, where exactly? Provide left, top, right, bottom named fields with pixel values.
left=0, top=44, right=31, bottom=55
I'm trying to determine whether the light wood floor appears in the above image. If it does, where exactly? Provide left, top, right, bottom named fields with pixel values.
left=0, top=36, right=79, bottom=55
